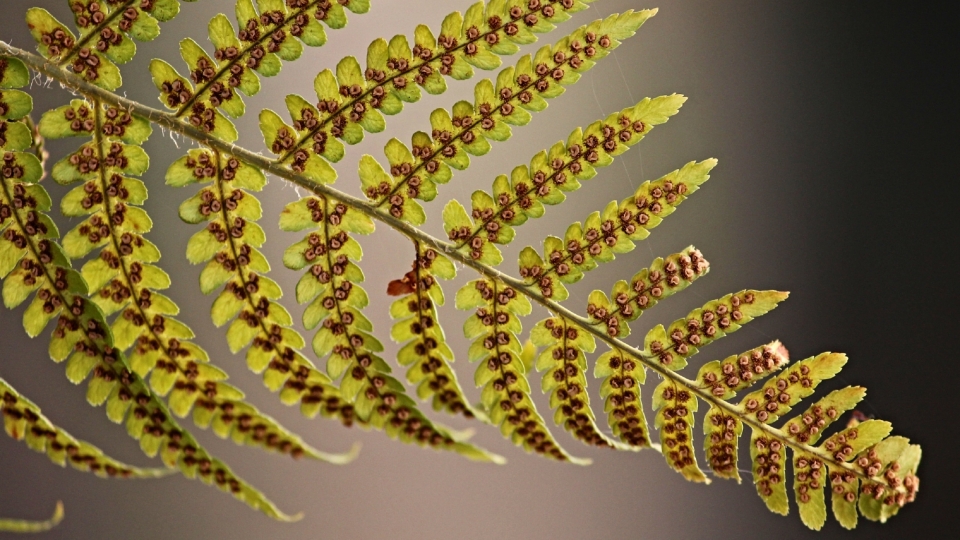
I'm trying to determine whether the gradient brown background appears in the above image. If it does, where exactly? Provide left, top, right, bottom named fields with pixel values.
left=1, top=1, right=956, bottom=538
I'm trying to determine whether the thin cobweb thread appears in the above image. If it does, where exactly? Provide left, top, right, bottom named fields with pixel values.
left=594, top=6, right=655, bottom=261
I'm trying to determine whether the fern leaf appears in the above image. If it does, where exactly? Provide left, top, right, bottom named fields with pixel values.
left=167, top=149, right=362, bottom=432
left=517, top=160, right=713, bottom=301
left=146, top=0, right=365, bottom=135
left=530, top=316, right=631, bottom=450
left=450, top=95, right=685, bottom=263
left=782, top=386, right=865, bottom=446
left=746, top=353, right=847, bottom=514
left=737, top=352, right=920, bottom=528
left=586, top=249, right=710, bottom=449
left=261, top=0, right=594, bottom=185
left=588, top=248, right=710, bottom=340
left=593, top=348, right=652, bottom=448
left=786, top=385, right=876, bottom=528
left=24, top=0, right=189, bottom=91
left=388, top=242, right=485, bottom=420
left=654, top=380, right=708, bottom=482
left=823, top=427, right=918, bottom=529
left=857, top=436, right=921, bottom=523
left=642, top=290, right=788, bottom=372
left=0, top=501, right=64, bottom=533
left=2, top=376, right=169, bottom=478
left=600, top=292, right=919, bottom=530
left=699, top=342, right=789, bottom=481
left=456, top=277, right=587, bottom=463
left=696, top=341, right=791, bottom=402
left=789, top=387, right=876, bottom=528
left=0, top=57, right=31, bottom=89
left=280, top=194, right=502, bottom=462
left=368, top=10, right=658, bottom=225
left=741, top=352, right=846, bottom=427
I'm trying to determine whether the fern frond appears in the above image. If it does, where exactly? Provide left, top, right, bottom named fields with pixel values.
left=0, top=69, right=295, bottom=519
left=146, top=0, right=366, bottom=139
left=587, top=248, right=710, bottom=449
left=698, top=341, right=789, bottom=480
left=25, top=0, right=190, bottom=91
left=451, top=95, right=685, bottom=263
left=582, top=283, right=918, bottom=528
left=456, top=276, right=587, bottom=463
left=641, top=290, right=787, bottom=371
left=167, top=149, right=360, bottom=429
left=2, top=17, right=923, bottom=528
left=2, top=376, right=169, bottom=478
left=364, top=10, right=657, bottom=225
left=37, top=99, right=351, bottom=463
left=280, top=194, right=502, bottom=462
left=388, top=242, right=485, bottom=420
left=529, top=316, right=631, bottom=450
left=259, top=0, right=595, bottom=185
left=0, top=160, right=293, bottom=522
left=587, top=247, right=710, bottom=340
left=518, top=159, right=713, bottom=301
left=0, top=501, right=64, bottom=533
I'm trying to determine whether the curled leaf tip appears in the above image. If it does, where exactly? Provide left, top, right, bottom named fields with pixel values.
left=437, top=424, right=476, bottom=443
left=309, top=441, right=363, bottom=465
left=284, top=512, right=306, bottom=523
left=144, top=467, right=179, bottom=478
left=0, top=501, right=64, bottom=533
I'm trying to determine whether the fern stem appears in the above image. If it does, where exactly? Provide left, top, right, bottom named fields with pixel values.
left=0, top=41, right=895, bottom=488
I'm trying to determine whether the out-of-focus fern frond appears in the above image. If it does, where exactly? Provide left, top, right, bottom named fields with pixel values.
left=2, top=376, right=169, bottom=479
left=0, top=501, right=64, bottom=534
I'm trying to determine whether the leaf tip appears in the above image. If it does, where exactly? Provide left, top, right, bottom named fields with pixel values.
left=771, top=339, right=789, bottom=364
left=310, top=441, right=363, bottom=465
left=51, top=501, right=65, bottom=524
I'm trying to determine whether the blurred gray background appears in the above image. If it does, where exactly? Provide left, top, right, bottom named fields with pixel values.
left=1, top=1, right=956, bottom=538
